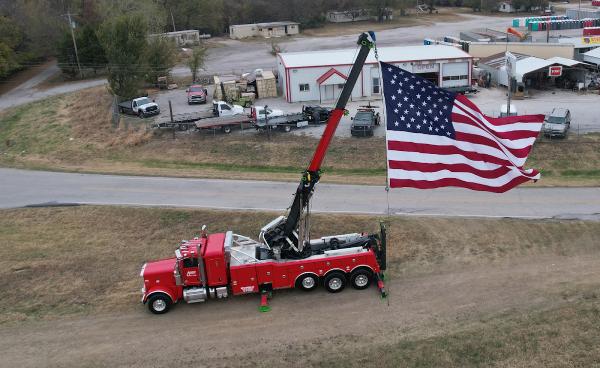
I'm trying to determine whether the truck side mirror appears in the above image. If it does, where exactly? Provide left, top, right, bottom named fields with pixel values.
left=350, top=117, right=354, bottom=120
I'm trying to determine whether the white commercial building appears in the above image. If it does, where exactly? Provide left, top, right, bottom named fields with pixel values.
left=277, top=45, right=474, bottom=103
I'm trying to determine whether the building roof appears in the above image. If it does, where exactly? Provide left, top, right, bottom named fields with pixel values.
left=479, top=51, right=530, bottom=68
left=316, top=68, right=348, bottom=84
left=149, top=30, right=199, bottom=37
left=232, top=21, right=299, bottom=28
left=546, top=56, right=582, bottom=67
left=517, top=57, right=554, bottom=76
left=583, top=47, right=600, bottom=58
left=278, top=45, right=472, bottom=69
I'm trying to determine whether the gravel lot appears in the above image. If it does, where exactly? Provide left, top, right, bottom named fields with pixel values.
left=149, top=84, right=600, bottom=139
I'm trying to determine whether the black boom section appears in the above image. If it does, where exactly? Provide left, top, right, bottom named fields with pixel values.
left=265, top=32, right=375, bottom=256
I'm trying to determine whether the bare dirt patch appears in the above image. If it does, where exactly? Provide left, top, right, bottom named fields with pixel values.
left=0, top=207, right=599, bottom=367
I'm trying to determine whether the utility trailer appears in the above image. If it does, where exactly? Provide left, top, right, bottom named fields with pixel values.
left=154, top=101, right=250, bottom=133
left=251, top=108, right=310, bottom=132
left=140, top=32, right=387, bottom=314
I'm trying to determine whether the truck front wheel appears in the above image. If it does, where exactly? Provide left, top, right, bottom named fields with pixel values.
left=147, top=293, right=172, bottom=314
left=222, top=126, right=232, bottom=134
left=280, top=125, right=291, bottom=133
left=324, top=272, right=346, bottom=293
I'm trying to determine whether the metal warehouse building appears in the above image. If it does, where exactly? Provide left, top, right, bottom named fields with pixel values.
left=277, top=45, right=474, bottom=103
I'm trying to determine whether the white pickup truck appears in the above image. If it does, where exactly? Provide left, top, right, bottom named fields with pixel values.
left=118, top=97, right=160, bottom=118
left=212, top=100, right=245, bottom=117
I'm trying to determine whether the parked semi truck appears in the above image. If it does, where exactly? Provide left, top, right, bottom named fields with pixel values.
left=140, top=31, right=387, bottom=314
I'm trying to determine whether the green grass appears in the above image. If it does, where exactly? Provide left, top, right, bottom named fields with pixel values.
left=139, top=158, right=387, bottom=176
left=1, top=87, right=600, bottom=185
left=314, top=299, right=600, bottom=368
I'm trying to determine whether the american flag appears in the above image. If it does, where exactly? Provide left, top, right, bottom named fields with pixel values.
left=381, top=61, right=544, bottom=193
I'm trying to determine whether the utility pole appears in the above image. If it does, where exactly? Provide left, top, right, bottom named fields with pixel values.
left=169, top=8, right=176, bottom=32
left=63, top=11, right=83, bottom=79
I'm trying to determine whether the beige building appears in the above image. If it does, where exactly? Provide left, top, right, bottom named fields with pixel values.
left=148, top=30, right=201, bottom=47
left=229, top=21, right=299, bottom=39
left=468, top=42, right=575, bottom=59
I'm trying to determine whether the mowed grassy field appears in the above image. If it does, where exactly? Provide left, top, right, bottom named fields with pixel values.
left=1, top=87, right=599, bottom=186
left=1, top=206, right=600, bottom=367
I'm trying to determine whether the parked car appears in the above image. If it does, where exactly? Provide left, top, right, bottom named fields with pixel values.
left=118, top=97, right=160, bottom=118
left=187, top=85, right=208, bottom=104
left=351, top=109, right=380, bottom=137
left=543, top=108, right=571, bottom=138
left=302, top=105, right=332, bottom=124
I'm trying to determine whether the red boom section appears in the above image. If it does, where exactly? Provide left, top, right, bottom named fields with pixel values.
left=308, top=108, right=345, bottom=172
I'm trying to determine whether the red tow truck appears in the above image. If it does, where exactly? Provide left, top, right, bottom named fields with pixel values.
left=140, top=32, right=387, bottom=314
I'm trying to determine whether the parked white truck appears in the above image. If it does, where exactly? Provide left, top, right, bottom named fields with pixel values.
left=118, top=97, right=160, bottom=118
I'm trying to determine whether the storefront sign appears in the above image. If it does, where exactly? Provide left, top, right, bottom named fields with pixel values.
left=582, top=36, right=600, bottom=45
left=413, top=63, right=439, bottom=73
left=549, top=66, right=562, bottom=77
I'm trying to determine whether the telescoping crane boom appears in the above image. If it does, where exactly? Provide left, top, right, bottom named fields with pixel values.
left=260, top=32, right=377, bottom=258
left=139, top=32, right=387, bottom=315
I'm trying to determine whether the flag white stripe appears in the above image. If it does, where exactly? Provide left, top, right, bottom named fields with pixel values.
left=453, top=122, right=537, bottom=150
left=453, top=101, right=543, bottom=133
left=388, top=167, right=540, bottom=186
left=386, top=130, right=528, bottom=167
left=387, top=151, right=503, bottom=171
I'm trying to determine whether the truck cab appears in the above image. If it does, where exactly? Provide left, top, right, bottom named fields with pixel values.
left=543, top=108, right=571, bottom=138
left=118, top=97, right=160, bottom=118
left=213, top=101, right=245, bottom=117
left=141, top=232, right=230, bottom=314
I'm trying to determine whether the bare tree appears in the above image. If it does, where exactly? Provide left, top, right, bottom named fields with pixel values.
left=187, top=46, right=206, bottom=83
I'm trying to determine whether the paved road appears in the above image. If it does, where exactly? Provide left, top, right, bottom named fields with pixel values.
left=1, top=168, right=599, bottom=220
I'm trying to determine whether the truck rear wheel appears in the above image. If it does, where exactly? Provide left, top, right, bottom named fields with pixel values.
left=296, top=274, right=318, bottom=291
left=350, top=269, right=373, bottom=290
left=280, top=125, right=291, bottom=133
left=147, top=293, right=172, bottom=314
left=324, top=272, right=346, bottom=293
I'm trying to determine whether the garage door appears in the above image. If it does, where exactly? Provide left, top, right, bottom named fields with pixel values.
left=443, top=62, right=469, bottom=76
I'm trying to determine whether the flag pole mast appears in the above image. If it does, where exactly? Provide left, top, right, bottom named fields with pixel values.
left=375, top=52, right=392, bottom=217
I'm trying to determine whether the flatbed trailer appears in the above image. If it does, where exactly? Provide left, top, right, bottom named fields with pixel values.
left=253, top=111, right=310, bottom=132
left=155, top=112, right=252, bottom=133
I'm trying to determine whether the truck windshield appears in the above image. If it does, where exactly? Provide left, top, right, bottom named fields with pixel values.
left=189, top=87, right=204, bottom=93
left=547, top=116, right=565, bottom=124
left=354, top=111, right=372, bottom=124
left=137, top=97, right=151, bottom=105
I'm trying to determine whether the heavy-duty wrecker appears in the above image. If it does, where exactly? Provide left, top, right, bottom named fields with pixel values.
left=140, top=32, right=388, bottom=314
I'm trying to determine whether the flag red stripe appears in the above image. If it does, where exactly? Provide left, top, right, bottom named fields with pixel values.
left=387, top=140, right=516, bottom=167
left=454, top=132, right=532, bottom=158
left=452, top=103, right=539, bottom=149
left=455, top=94, right=545, bottom=125
left=389, top=175, right=533, bottom=193
left=388, top=160, right=513, bottom=179
left=451, top=113, right=541, bottom=140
